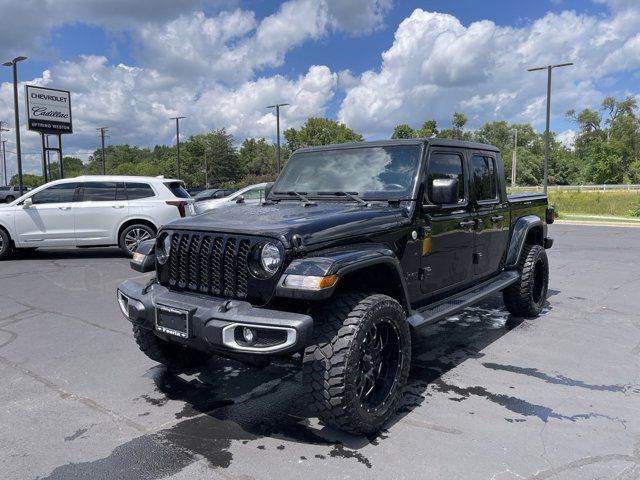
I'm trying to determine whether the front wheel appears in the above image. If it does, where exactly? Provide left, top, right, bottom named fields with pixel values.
left=503, top=244, right=549, bottom=317
left=0, top=229, right=13, bottom=260
left=5, top=195, right=15, bottom=203
left=303, top=293, right=411, bottom=435
left=119, top=224, right=155, bottom=258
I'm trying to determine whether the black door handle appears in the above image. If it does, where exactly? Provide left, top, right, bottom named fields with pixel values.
left=490, top=215, right=504, bottom=223
left=458, top=220, right=476, bottom=229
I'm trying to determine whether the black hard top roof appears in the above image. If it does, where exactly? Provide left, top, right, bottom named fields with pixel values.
left=294, top=138, right=500, bottom=153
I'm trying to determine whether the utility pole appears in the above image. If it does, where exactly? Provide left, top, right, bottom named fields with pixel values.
left=266, top=103, right=289, bottom=173
left=2, top=56, right=27, bottom=196
left=97, top=127, right=109, bottom=175
left=0, top=122, right=8, bottom=186
left=527, top=62, right=573, bottom=194
left=204, top=149, right=209, bottom=189
left=1, top=141, right=7, bottom=187
left=169, top=116, right=186, bottom=179
left=511, top=128, right=517, bottom=188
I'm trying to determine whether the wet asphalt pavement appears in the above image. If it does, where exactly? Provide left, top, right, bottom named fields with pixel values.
left=0, top=224, right=639, bottom=480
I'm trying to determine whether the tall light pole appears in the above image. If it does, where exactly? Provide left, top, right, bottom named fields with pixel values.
left=2, top=55, right=27, bottom=196
left=169, top=116, right=186, bottom=179
left=97, top=127, right=109, bottom=175
left=528, top=62, right=573, bottom=194
left=0, top=122, right=8, bottom=186
left=266, top=103, right=289, bottom=173
left=511, top=128, right=518, bottom=188
left=1, top=141, right=7, bottom=187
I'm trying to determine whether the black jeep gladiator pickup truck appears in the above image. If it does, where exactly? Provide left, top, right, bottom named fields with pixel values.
left=117, top=138, right=554, bottom=434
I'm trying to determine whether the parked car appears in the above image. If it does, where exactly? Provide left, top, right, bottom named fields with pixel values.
left=118, top=139, right=554, bottom=435
left=192, top=183, right=269, bottom=214
left=193, top=188, right=235, bottom=202
left=0, top=186, right=32, bottom=203
left=0, top=175, right=193, bottom=259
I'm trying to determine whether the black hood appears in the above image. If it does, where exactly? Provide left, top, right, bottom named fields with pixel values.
left=165, top=201, right=405, bottom=248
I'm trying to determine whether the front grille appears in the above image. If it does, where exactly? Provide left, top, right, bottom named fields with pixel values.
left=165, top=232, right=257, bottom=299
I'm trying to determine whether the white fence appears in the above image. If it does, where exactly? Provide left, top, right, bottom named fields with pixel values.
left=509, top=184, right=640, bottom=192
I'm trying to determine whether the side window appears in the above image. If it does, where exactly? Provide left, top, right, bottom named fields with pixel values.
left=470, top=155, right=497, bottom=201
left=126, top=182, right=155, bottom=200
left=81, top=182, right=118, bottom=202
left=242, top=188, right=264, bottom=200
left=426, top=153, right=465, bottom=204
left=31, top=183, right=78, bottom=205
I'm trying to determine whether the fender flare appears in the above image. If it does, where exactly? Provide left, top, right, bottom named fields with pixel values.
left=505, top=215, right=546, bottom=268
left=275, top=245, right=411, bottom=310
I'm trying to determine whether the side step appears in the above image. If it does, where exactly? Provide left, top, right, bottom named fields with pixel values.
left=407, top=270, right=519, bottom=329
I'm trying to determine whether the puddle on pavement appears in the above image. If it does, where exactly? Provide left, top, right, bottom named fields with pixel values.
left=43, top=296, right=542, bottom=479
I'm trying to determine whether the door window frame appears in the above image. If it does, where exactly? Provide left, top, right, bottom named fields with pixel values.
left=423, top=149, right=469, bottom=210
left=469, top=153, right=500, bottom=206
left=26, top=182, right=81, bottom=205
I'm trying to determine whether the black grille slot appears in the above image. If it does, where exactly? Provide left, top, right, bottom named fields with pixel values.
left=164, top=232, right=262, bottom=300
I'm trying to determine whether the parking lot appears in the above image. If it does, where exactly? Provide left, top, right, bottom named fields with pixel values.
left=0, top=223, right=638, bottom=480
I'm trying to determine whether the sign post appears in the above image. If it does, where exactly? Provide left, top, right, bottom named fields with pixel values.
left=25, top=85, right=72, bottom=181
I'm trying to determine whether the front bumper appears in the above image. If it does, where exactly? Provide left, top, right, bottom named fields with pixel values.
left=117, top=280, right=313, bottom=356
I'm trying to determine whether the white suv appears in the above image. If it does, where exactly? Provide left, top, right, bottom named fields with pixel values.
left=0, top=175, right=193, bottom=259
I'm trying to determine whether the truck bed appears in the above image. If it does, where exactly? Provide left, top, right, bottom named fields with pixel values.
left=507, top=192, right=548, bottom=226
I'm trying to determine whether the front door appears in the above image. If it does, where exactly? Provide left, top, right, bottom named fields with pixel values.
left=74, top=181, right=128, bottom=245
left=420, top=150, right=475, bottom=296
left=469, top=153, right=510, bottom=278
left=13, top=182, right=79, bottom=246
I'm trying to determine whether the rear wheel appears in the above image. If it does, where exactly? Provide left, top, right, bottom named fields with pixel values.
left=0, top=229, right=12, bottom=260
left=133, top=325, right=211, bottom=371
left=5, top=195, right=15, bottom=203
left=303, top=293, right=411, bottom=435
left=503, top=244, right=549, bottom=317
left=119, top=224, right=155, bottom=257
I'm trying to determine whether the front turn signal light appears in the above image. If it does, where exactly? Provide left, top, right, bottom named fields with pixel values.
left=282, top=274, right=338, bottom=290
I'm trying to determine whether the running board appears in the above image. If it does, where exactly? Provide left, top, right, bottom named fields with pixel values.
left=407, top=270, right=519, bottom=329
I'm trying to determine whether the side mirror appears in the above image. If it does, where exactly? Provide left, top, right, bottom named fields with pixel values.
left=235, top=195, right=245, bottom=204
left=23, top=198, right=33, bottom=208
left=430, top=178, right=459, bottom=205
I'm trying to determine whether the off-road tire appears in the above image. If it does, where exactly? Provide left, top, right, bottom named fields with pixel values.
left=302, top=293, right=411, bottom=435
left=133, top=325, right=211, bottom=371
left=0, top=229, right=13, bottom=260
left=119, top=224, right=155, bottom=258
left=503, top=244, right=549, bottom=317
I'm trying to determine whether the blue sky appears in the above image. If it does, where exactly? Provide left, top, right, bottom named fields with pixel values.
left=0, top=0, right=638, bottom=175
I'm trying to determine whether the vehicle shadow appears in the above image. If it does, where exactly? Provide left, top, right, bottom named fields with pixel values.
left=136, top=292, right=545, bottom=469
left=11, top=247, right=126, bottom=261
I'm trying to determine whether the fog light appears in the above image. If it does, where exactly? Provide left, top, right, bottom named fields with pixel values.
left=242, top=327, right=256, bottom=345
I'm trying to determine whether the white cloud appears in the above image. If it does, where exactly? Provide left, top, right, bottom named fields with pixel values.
left=338, top=6, right=640, bottom=137
left=556, top=129, right=576, bottom=149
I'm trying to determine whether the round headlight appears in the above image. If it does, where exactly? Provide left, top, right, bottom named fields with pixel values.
left=156, top=233, right=172, bottom=265
left=260, top=242, right=282, bottom=274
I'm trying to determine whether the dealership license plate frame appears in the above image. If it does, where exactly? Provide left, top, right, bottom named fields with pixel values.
left=155, top=304, right=190, bottom=338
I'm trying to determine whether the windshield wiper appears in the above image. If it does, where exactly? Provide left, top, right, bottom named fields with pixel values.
left=317, top=191, right=368, bottom=205
left=273, top=191, right=316, bottom=206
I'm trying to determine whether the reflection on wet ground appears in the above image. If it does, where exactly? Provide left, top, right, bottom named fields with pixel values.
left=43, top=293, right=626, bottom=478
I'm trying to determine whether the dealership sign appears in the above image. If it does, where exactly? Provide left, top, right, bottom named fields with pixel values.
left=25, top=85, right=73, bottom=134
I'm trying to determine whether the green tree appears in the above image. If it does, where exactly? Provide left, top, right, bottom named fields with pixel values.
left=438, top=112, right=471, bottom=140
left=49, top=156, right=84, bottom=180
left=416, top=120, right=438, bottom=138
left=184, top=129, right=243, bottom=188
left=10, top=174, right=45, bottom=188
left=284, top=117, right=363, bottom=151
left=239, top=138, right=279, bottom=175
left=584, top=140, right=624, bottom=184
left=391, top=124, right=416, bottom=139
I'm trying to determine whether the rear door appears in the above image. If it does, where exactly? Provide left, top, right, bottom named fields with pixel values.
left=74, top=181, right=128, bottom=245
left=469, top=153, right=509, bottom=279
left=13, top=182, right=79, bottom=246
left=420, top=149, right=476, bottom=296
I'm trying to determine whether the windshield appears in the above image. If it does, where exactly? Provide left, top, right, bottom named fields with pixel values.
left=194, top=189, right=215, bottom=199
left=273, top=146, right=421, bottom=199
